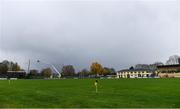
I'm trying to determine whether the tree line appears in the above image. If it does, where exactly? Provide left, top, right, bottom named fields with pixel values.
left=28, top=62, right=116, bottom=79
left=0, top=60, right=22, bottom=73
left=0, top=60, right=116, bottom=79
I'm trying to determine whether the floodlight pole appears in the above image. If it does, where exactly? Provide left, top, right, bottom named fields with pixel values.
left=27, top=59, right=30, bottom=74
left=50, top=64, right=61, bottom=78
left=37, top=60, right=61, bottom=78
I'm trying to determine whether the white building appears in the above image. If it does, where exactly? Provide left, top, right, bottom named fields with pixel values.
left=116, top=69, right=155, bottom=78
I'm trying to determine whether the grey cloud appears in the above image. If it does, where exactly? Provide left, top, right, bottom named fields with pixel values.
left=0, top=0, right=180, bottom=71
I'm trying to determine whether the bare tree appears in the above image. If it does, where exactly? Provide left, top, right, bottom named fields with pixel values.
left=166, top=55, right=180, bottom=65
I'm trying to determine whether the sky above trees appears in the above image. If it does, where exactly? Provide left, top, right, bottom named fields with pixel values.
left=0, top=0, right=180, bottom=71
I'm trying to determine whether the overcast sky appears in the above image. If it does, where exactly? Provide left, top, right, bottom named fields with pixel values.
left=0, top=0, right=180, bottom=71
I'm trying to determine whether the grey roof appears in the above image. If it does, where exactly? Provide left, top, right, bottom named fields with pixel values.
left=118, top=69, right=155, bottom=73
left=157, top=64, right=180, bottom=68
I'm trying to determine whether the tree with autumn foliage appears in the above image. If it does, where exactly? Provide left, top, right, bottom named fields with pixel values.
left=90, top=62, right=104, bottom=75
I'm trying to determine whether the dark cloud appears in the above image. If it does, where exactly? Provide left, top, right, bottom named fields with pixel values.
left=0, top=0, right=180, bottom=71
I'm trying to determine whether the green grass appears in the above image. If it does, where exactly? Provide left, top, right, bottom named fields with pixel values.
left=0, top=78, right=180, bottom=108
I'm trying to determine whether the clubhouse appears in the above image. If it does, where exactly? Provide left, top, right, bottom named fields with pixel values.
left=116, top=69, right=155, bottom=78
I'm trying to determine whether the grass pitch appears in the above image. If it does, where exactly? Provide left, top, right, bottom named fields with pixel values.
left=0, top=78, right=180, bottom=108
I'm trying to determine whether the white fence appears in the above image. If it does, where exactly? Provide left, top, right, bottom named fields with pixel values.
left=0, top=78, right=18, bottom=80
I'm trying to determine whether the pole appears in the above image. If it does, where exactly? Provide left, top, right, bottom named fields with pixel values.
left=95, top=85, right=98, bottom=93
left=51, top=64, right=61, bottom=78
left=94, top=81, right=98, bottom=93
left=27, top=59, right=30, bottom=74
left=8, top=79, right=10, bottom=85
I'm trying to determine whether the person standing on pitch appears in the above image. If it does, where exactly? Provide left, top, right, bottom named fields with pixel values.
left=94, top=80, right=98, bottom=93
